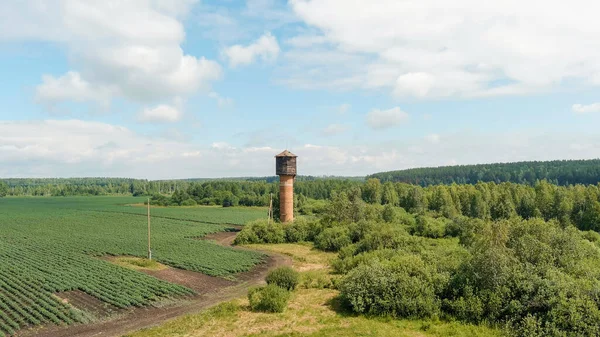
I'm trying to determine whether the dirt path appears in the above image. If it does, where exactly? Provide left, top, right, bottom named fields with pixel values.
left=19, top=229, right=292, bottom=337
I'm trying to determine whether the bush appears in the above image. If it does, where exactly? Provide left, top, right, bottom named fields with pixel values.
left=234, top=219, right=285, bottom=245
left=284, top=218, right=311, bottom=242
left=181, top=198, right=197, bottom=206
left=582, top=230, right=600, bottom=243
left=339, top=259, right=442, bottom=319
left=247, top=285, right=290, bottom=313
left=266, top=267, right=300, bottom=291
left=315, top=226, right=352, bottom=252
left=355, top=224, right=413, bottom=253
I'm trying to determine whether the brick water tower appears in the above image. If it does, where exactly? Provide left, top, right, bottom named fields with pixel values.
left=275, top=150, right=297, bottom=223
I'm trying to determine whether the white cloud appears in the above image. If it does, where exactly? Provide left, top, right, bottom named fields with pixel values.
left=337, top=103, right=351, bottom=114
left=137, top=104, right=183, bottom=123
left=1, top=1, right=221, bottom=108
left=573, top=103, right=600, bottom=114
left=366, top=107, right=409, bottom=130
left=223, top=32, right=280, bottom=67
left=288, top=0, right=600, bottom=98
left=425, top=134, right=440, bottom=144
left=208, top=92, right=234, bottom=108
left=321, top=124, right=350, bottom=136
left=1, top=120, right=600, bottom=178
left=35, top=71, right=114, bottom=108
left=285, top=34, right=329, bottom=48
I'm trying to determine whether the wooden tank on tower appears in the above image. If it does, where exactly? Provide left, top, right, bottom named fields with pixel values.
left=275, top=150, right=297, bottom=222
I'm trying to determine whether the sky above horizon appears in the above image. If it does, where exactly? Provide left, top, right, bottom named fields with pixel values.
left=1, top=0, right=600, bottom=179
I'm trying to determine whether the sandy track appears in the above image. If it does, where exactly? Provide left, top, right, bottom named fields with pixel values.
left=18, top=229, right=291, bottom=337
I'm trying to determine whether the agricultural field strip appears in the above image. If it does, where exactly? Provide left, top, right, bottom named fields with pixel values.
left=0, top=197, right=265, bottom=336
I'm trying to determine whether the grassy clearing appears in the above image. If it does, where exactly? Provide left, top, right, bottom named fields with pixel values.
left=242, top=242, right=337, bottom=272
left=125, top=243, right=502, bottom=337
left=125, top=289, right=501, bottom=337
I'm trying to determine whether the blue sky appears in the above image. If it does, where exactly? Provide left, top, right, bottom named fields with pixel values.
left=0, top=0, right=599, bottom=179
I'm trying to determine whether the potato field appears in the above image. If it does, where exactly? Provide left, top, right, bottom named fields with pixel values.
left=0, top=197, right=265, bottom=336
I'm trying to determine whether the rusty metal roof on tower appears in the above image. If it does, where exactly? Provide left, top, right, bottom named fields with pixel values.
left=275, top=150, right=297, bottom=157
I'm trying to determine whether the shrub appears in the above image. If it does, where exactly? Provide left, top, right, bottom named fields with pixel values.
left=339, top=259, right=442, bottom=319
left=355, top=224, right=413, bottom=253
left=315, top=226, right=352, bottom=252
left=284, top=217, right=311, bottom=242
left=265, top=267, right=299, bottom=291
left=247, top=285, right=290, bottom=313
left=181, top=198, right=197, bottom=206
left=582, top=230, right=600, bottom=243
left=234, top=219, right=285, bottom=245
left=347, top=220, right=375, bottom=242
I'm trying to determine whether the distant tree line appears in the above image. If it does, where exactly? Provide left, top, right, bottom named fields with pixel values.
left=368, top=159, right=600, bottom=186
left=0, top=177, right=362, bottom=210
left=356, top=178, right=600, bottom=232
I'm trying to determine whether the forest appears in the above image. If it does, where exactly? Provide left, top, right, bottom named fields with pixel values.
left=234, top=179, right=600, bottom=336
left=368, top=159, right=600, bottom=186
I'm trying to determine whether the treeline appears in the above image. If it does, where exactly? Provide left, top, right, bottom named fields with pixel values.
left=357, top=178, right=600, bottom=232
left=149, top=179, right=361, bottom=207
left=369, top=159, right=600, bottom=186
left=0, top=177, right=361, bottom=199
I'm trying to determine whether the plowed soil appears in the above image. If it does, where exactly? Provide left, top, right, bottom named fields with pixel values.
left=18, top=229, right=291, bottom=337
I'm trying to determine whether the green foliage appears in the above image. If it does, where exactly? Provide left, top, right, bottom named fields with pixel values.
left=0, top=181, right=8, bottom=197
left=339, top=258, right=443, bottom=319
left=314, top=226, right=352, bottom=252
left=368, top=159, right=600, bottom=186
left=265, top=267, right=300, bottom=291
left=247, top=285, right=290, bottom=313
left=234, top=219, right=286, bottom=245
left=181, top=198, right=197, bottom=206
left=412, top=215, right=447, bottom=238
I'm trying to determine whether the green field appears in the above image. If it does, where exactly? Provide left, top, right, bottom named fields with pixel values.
left=0, top=197, right=266, bottom=336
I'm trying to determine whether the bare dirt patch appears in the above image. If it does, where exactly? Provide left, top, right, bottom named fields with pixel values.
left=201, top=225, right=242, bottom=246
left=18, top=229, right=291, bottom=337
left=54, top=290, right=121, bottom=319
left=144, top=267, right=236, bottom=293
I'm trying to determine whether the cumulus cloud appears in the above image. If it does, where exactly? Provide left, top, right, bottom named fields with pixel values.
left=137, top=104, right=183, bottom=123
left=321, top=124, right=350, bottom=136
left=223, top=32, right=280, bottom=67
left=573, top=103, right=600, bottom=114
left=288, top=0, right=600, bottom=98
left=0, top=120, right=600, bottom=178
left=1, top=0, right=221, bottom=108
left=366, top=107, right=409, bottom=130
left=35, top=71, right=114, bottom=108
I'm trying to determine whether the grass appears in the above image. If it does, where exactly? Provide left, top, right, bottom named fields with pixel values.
left=108, top=257, right=169, bottom=271
left=125, top=242, right=503, bottom=337
left=242, top=242, right=337, bottom=272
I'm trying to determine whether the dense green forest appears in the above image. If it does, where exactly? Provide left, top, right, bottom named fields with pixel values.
left=235, top=179, right=600, bottom=336
left=369, top=159, right=600, bottom=186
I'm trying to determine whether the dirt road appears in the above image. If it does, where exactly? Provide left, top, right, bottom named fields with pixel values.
left=19, top=229, right=291, bottom=337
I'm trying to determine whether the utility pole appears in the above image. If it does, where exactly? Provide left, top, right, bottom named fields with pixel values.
left=147, top=197, right=152, bottom=260
left=268, top=193, right=273, bottom=224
